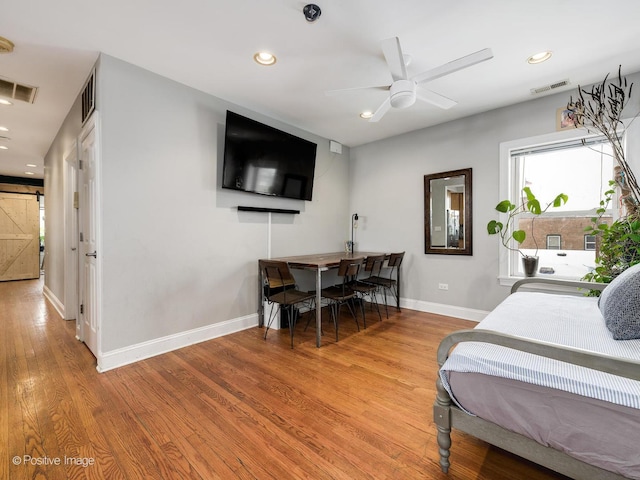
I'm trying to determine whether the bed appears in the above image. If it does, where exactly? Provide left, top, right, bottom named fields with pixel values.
left=434, top=270, right=640, bottom=480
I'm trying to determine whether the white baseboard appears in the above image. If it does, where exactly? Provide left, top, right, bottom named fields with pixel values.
left=43, top=284, right=65, bottom=320
left=97, top=313, right=259, bottom=372
left=397, top=297, right=488, bottom=323
left=96, top=298, right=486, bottom=372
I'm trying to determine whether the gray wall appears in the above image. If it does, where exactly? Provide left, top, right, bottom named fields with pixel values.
left=97, top=54, right=350, bottom=352
left=349, top=71, right=640, bottom=312
left=43, top=94, right=83, bottom=309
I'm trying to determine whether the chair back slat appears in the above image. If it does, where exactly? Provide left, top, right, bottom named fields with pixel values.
left=388, top=252, right=404, bottom=268
left=260, top=260, right=296, bottom=290
left=384, top=252, right=405, bottom=279
left=368, top=254, right=386, bottom=278
left=337, top=257, right=363, bottom=277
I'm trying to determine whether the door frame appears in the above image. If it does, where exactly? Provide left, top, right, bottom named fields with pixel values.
left=64, top=141, right=79, bottom=322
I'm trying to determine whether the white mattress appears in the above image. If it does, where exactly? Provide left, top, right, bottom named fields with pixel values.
left=440, top=292, right=640, bottom=409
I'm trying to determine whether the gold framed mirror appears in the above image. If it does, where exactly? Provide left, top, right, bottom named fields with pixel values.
left=424, top=168, right=472, bottom=255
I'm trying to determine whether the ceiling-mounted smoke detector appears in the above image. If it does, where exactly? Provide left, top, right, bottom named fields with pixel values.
left=0, top=36, right=14, bottom=54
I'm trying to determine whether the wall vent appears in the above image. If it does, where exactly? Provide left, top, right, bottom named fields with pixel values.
left=0, top=76, right=37, bottom=103
left=81, top=69, right=96, bottom=125
left=530, top=79, right=570, bottom=95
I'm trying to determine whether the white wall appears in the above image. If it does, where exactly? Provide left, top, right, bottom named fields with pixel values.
left=97, top=54, right=350, bottom=354
left=43, top=94, right=83, bottom=314
left=349, top=71, right=640, bottom=313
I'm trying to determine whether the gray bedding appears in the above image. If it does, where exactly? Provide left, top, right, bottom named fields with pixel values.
left=447, top=371, right=640, bottom=479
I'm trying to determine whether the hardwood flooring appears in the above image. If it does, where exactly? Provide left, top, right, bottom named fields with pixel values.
left=1, top=278, right=569, bottom=479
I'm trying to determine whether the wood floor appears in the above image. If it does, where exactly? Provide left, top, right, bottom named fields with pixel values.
left=1, top=278, right=570, bottom=480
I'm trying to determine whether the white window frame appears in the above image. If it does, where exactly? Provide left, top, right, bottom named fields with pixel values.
left=497, top=128, right=621, bottom=288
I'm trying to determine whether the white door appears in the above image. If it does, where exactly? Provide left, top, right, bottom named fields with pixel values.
left=79, top=118, right=99, bottom=357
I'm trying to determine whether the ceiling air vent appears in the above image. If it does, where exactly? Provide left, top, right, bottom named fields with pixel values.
left=530, top=79, right=570, bottom=95
left=0, top=76, right=37, bottom=103
left=81, top=69, right=96, bottom=125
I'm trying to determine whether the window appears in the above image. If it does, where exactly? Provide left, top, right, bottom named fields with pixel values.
left=546, top=235, right=561, bottom=249
left=498, top=130, right=616, bottom=284
left=584, top=234, right=597, bottom=251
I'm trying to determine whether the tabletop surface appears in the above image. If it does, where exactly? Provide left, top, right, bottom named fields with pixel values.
left=262, top=251, right=387, bottom=269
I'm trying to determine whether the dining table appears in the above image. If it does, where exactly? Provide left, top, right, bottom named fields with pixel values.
left=258, top=251, right=395, bottom=347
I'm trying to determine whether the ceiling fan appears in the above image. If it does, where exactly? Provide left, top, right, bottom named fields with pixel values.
left=326, top=37, right=493, bottom=122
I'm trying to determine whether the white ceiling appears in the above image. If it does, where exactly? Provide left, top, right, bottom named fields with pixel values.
left=1, top=0, right=640, bottom=180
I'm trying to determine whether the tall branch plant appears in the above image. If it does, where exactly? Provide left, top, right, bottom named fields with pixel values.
left=568, top=66, right=640, bottom=209
left=568, top=67, right=640, bottom=287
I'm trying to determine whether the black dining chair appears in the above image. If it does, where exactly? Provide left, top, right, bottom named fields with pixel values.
left=362, top=252, right=404, bottom=318
left=260, top=260, right=315, bottom=348
left=347, top=254, right=384, bottom=328
left=320, top=257, right=363, bottom=341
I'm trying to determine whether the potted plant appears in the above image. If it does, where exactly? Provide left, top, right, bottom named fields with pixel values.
left=487, top=187, right=568, bottom=277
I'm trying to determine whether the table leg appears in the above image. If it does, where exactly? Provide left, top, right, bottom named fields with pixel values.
left=397, top=265, right=401, bottom=311
left=316, top=267, right=322, bottom=347
left=258, top=264, right=264, bottom=327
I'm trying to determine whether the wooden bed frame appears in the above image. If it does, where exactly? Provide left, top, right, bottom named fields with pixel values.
left=434, top=278, right=640, bottom=480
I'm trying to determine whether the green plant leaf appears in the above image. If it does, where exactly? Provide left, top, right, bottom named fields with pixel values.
left=553, top=193, right=569, bottom=207
left=512, top=230, right=526, bottom=243
left=523, top=186, right=535, bottom=202
left=527, top=199, right=541, bottom=214
left=495, top=200, right=514, bottom=213
left=487, top=220, right=502, bottom=234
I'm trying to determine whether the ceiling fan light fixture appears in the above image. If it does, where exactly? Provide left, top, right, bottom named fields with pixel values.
left=389, top=79, right=416, bottom=109
left=360, top=111, right=373, bottom=119
left=253, top=52, right=277, bottom=66
left=527, top=51, right=552, bottom=64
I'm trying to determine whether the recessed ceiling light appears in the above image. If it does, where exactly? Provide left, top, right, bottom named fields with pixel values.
left=0, top=126, right=8, bottom=132
left=253, top=52, right=277, bottom=66
left=0, top=36, right=14, bottom=54
left=360, top=111, right=373, bottom=119
left=24, top=171, right=35, bottom=175
left=527, top=51, right=552, bottom=64
left=0, top=145, right=8, bottom=150
left=0, top=98, right=12, bottom=106
left=26, top=164, right=37, bottom=168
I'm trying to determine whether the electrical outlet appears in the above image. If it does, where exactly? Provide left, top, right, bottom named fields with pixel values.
left=438, top=283, right=449, bottom=291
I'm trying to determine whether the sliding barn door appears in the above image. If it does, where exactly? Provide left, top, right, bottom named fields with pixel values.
left=0, top=192, right=40, bottom=281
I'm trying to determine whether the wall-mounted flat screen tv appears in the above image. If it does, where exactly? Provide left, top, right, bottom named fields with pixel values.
left=222, top=111, right=318, bottom=201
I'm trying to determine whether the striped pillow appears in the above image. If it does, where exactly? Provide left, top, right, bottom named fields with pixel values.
left=599, top=263, right=640, bottom=340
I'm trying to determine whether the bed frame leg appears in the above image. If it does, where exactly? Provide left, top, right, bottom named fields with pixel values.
left=434, top=377, right=452, bottom=473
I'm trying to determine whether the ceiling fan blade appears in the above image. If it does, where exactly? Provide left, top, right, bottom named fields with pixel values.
left=413, top=48, right=494, bottom=84
left=325, top=85, right=390, bottom=96
left=369, top=98, right=392, bottom=122
left=417, top=89, right=457, bottom=109
left=381, top=37, right=408, bottom=81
